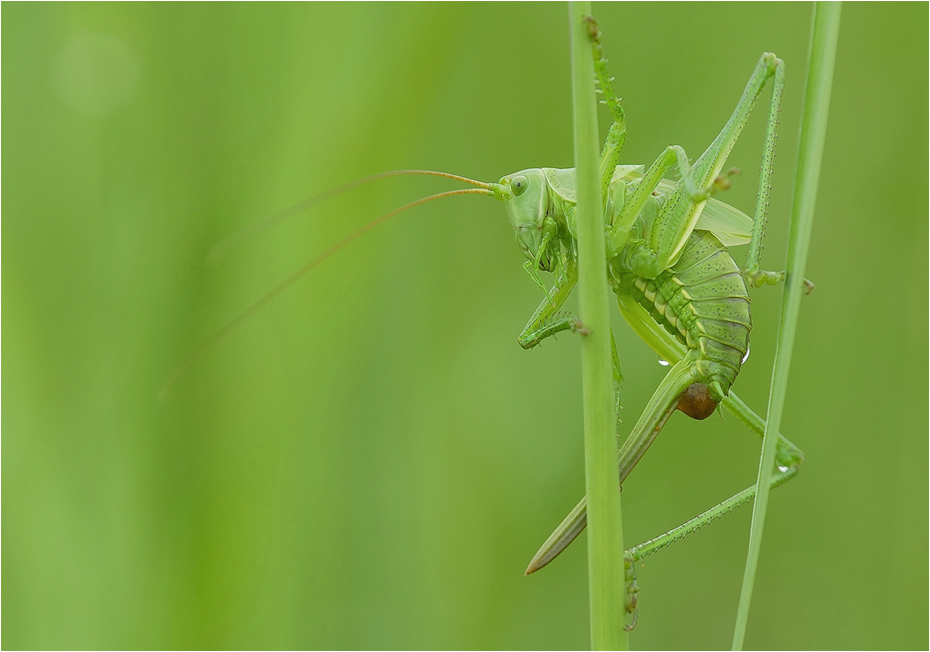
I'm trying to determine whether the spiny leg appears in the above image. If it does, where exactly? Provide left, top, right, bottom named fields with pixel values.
left=607, top=144, right=722, bottom=262
left=524, top=391, right=803, bottom=628
left=742, top=55, right=784, bottom=287
left=648, top=53, right=786, bottom=274
left=623, top=552, right=640, bottom=631
left=616, top=397, right=803, bottom=628
left=584, top=16, right=627, bottom=204
left=525, top=364, right=805, bottom=576
left=581, top=19, right=632, bottom=425
left=585, top=16, right=721, bottom=270
left=588, top=42, right=798, bottom=288
left=732, top=59, right=814, bottom=293
left=625, top=394, right=804, bottom=565
left=626, top=466, right=798, bottom=564
left=525, top=353, right=699, bottom=575
left=516, top=266, right=579, bottom=350
left=616, top=467, right=796, bottom=632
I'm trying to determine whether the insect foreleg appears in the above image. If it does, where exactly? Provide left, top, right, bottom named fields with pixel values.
left=516, top=265, right=624, bottom=426
left=607, top=145, right=716, bottom=265
left=516, top=267, right=578, bottom=349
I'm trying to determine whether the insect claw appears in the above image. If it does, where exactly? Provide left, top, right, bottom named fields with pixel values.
left=624, top=610, right=638, bottom=632
left=572, top=318, right=591, bottom=337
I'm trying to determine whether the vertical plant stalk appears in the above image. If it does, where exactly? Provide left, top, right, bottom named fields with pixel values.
left=569, top=4, right=627, bottom=650
left=731, top=3, right=841, bottom=649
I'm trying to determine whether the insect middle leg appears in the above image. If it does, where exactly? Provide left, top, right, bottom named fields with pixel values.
left=644, top=53, right=787, bottom=276
left=586, top=18, right=731, bottom=272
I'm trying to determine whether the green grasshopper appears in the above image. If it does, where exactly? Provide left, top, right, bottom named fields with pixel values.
left=168, top=17, right=806, bottom=631
left=490, top=20, right=806, bottom=628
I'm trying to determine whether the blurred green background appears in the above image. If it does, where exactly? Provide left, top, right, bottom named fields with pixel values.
left=4, top=3, right=927, bottom=649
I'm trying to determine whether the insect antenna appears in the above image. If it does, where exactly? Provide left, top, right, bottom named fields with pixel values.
left=160, top=186, right=493, bottom=401
left=207, top=170, right=496, bottom=264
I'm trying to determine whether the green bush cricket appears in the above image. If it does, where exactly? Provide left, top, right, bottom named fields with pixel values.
left=165, top=16, right=808, bottom=631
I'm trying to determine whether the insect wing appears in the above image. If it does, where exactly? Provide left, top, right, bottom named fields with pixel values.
left=654, top=178, right=752, bottom=247
left=611, top=164, right=646, bottom=183
left=543, top=165, right=645, bottom=205
left=542, top=167, right=577, bottom=203
left=693, top=198, right=752, bottom=246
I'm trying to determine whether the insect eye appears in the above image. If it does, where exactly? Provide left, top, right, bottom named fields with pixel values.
left=511, top=175, right=528, bottom=196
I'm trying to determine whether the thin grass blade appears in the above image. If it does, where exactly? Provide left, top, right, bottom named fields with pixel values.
left=731, top=4, right=842, bottom=648
left=569, top=4, right=627, bottom=650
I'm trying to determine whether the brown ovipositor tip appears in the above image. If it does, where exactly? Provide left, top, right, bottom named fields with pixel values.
left=677, top=383, right=719, bottom=420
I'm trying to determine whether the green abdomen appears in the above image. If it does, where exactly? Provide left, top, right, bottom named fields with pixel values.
left=628, top=231, right=751, bottom=400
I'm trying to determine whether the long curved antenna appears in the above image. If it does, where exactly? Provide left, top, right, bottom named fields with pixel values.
left=207, top=170, right=495, bottom=265
left=160, top=187, right=493, bottom=401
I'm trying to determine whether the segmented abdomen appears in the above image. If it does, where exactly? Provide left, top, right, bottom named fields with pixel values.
left=629, top=231, right=751, bottom=401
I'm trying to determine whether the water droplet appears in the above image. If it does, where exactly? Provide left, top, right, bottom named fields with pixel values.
left=657, top=357, right=670, bottom=367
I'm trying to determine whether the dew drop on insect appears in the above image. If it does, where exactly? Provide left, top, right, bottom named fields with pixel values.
left=742, top=343, right=751, bottom=364
left=657, top=357, right=670, bottom=367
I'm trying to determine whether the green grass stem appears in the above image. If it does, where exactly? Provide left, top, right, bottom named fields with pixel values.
left=731, top=4, right=842, bottom=648
left=568, top=4, right=627, bottom=650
